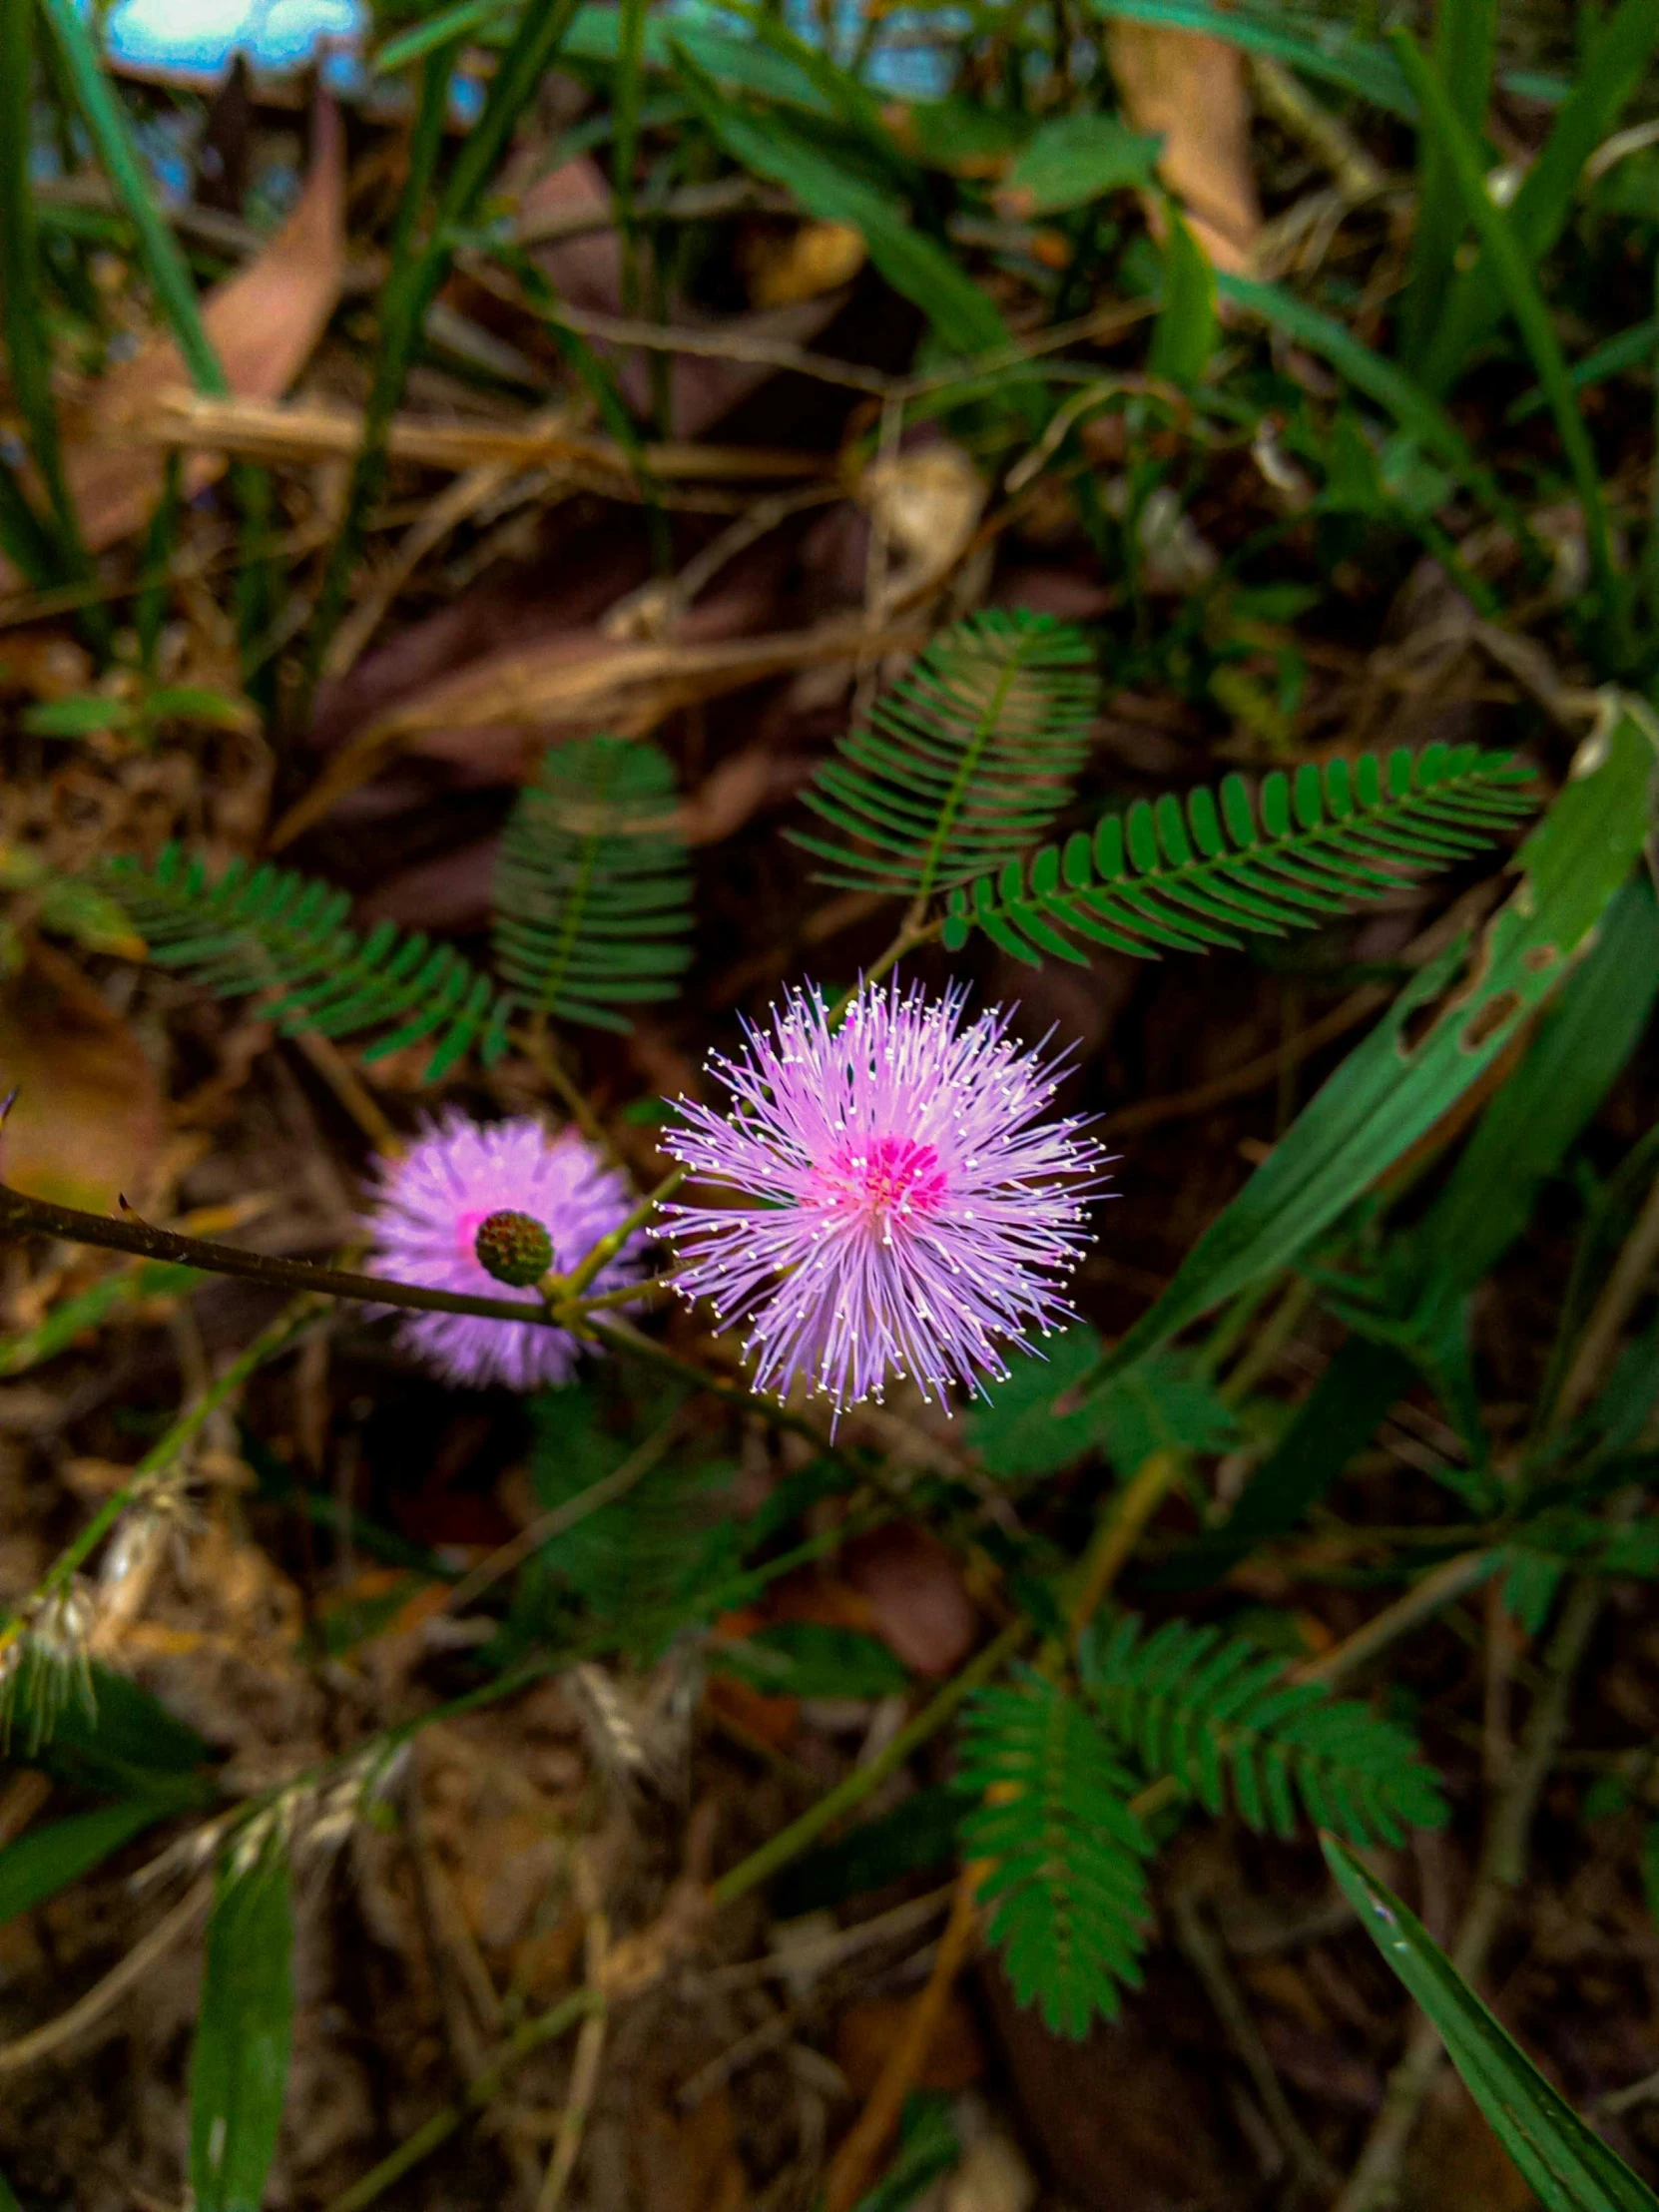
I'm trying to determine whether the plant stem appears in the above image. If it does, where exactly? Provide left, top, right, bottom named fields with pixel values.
left=710, top=1618, right=1028, bottom=1909
left=554, top=1166, right=685, bottom=1300
left=1068, top=1448, right=1185, bottom=1643
left=0, top=1176, right=570, bottom=1328
left=323, top=1989, right=600, bottom=2212
left=1292, top=1548, right=1502, bottom=1690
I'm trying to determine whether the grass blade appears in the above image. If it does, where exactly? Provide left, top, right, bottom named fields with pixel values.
left=299, top=0, right=586, bottom=706
left=1087, top=704, right=1656, bottom=1388
left=1398, top=0, right=1496, bottom=371
left=1323, top=1835, right=1659, bottom=2212
left=38, top=0, right=226, bottom=392
left=671, top=41, right=1012, bottom=363
left=1216, top=272, right=1517, bottom=528
left=1418, top=0, right=1659, bottom=395
left=189, top=1846, right=295, bottom=2212
left=1390, top=29, right=1626, bottom=659
left=0, top=0, right=96, bottom=593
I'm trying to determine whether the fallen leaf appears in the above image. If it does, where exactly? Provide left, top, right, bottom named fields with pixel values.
left=836, top=1992, right=985, bottom=2097
left=1104, top=21, right=1261, bottom=275
left=841, top=1524, right=977, bottom=1676
left=1, top=90, right=345, bottom=586
left=0, top=942, right=165, bottom=1212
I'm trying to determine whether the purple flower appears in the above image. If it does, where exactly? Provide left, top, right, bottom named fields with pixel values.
left=364, top=1113, right=639, bottom=1390
left=661, top=979, right=1109, bottom=1415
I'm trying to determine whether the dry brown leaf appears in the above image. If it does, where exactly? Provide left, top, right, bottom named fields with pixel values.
left=1104, top=21, right=1262, bottom=274
left=860, top=440, right=988, bottom=612
left=0, top=91, right=346, bottom=587
left=0, top=944, right=164, bottom=1213
left=273, top=614, right=926, bottom=846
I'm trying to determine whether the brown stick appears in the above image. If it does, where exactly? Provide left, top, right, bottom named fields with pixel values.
left=0, top=1175, right=559, bottom=1329
left=822, top=1869, right=983, bottom=2212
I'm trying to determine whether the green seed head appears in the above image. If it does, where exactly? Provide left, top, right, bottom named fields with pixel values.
left=474, top=1210, right=554, bottom=1288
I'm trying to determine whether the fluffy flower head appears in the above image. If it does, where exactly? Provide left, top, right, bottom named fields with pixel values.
left=365, top=1113, right=639, bottom=1390
left=662, top=978, right=1109, bottom=1415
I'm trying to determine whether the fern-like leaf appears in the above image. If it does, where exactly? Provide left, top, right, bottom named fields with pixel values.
left=104, top=847, right=509, bottom=1081
left=957, top=1671, right=1154, bottom=2037
left=789, top=610, right=1099, bottom=897
left=1082, top=1614, right=1447, bottom=1848
left=492, top=736, right=693, bottom=1032
left=942, top=742, right=1536, bottom=965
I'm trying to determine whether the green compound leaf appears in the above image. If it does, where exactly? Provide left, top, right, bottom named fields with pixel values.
left=102, top=844, right=511, bottom=1082
left=189, top=1845, right=295, bottom=2212
left=492, top=735, right=693, bottom=1032
left=970, top=1328, right=1236, bottom=1479
left=1324, top=1835, right=1659, bottom=2212
left=943, top=741, right=1536, bottom=966
left=793, top=611, right=1099, bottom=899
left=958, top=1671, right=1154, bottom=2038
left=1088, top=704, right=1653, bottom=1385
left=1083, top=1614, right=1447, bottom=1848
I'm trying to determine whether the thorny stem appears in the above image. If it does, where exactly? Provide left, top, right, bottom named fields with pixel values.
left=0, top=1175, right=667, bottom=1333
left=0, top=1177, right=572, bottom=1328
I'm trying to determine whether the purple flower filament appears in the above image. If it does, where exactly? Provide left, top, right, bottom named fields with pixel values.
left=662, top=978, right=1110, bottom=1416
left=364, top=1113, right=641, bottom=1391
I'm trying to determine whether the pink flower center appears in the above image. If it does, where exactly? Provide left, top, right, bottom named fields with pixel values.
left=812, top=1133, right=947, bottom=1226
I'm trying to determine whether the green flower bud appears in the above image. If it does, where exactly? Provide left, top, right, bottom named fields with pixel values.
left=474, top=1210, right=554, bottom=1287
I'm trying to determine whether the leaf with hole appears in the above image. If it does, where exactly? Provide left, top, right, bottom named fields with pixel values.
left=1086, top=706, right=1652, bottom=1388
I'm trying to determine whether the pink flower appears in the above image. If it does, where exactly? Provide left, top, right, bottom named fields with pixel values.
left=365, top=1113, right=639, bottom=1390
left=661, top=979, right=1109, bottom=1415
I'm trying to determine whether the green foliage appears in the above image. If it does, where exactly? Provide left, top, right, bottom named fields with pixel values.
left=1391, top=31, right=1622, bottom=653
left=189, top=1843, right=295, bottom=2212
left=714, top=1621, right=910, bottom=1700
left=1148, top=212, right=1217, bottom=386
left=849, top=2093, right=959, bottom=2212
left=970, top=1327, right=1236, bottom=1479
left=671, top=39, right=1013, bottom=363
left=958, top=1671, right=1153, bottom=2037
left=1083, top=1613, right=1447, bottom=1847
left=523, top=1384, right=739, bottom=1653
left=1002, top=112, right=1161, bottom=214
left=492, top=735, right=693, bottom=1031
left=793, top=612, right=1099, bottom=899
left=1415, top=0, right=1659, bottom=398
left=774, top=1785, right=962, bottom=1917
left=1325, top=1835, right=1659, bottom=2212
left=103, top=843, right=511, bottom=1081
left=943, top=741, right=1534, bottom=965
left=1089, top=707, right=1654, bottom=1387
left=0, top=1796, right=185, bottom=1927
